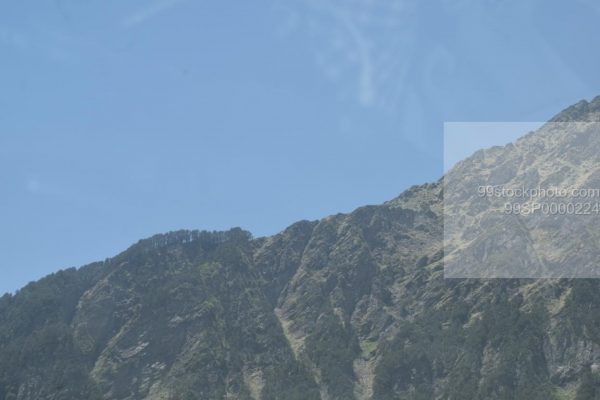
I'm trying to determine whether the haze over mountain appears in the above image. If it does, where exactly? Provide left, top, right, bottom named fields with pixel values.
left=2, top=97, right=600, bottom=399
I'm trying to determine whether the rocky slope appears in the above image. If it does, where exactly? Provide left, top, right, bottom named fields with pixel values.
left=2, top=97, right=600, bottom=399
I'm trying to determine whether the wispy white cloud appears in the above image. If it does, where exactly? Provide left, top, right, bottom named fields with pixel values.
left=122, top=0, right=185, bottom=28
left=326, top=4, right=374, bottom=106
left=283, top=0, right=414, bottom=109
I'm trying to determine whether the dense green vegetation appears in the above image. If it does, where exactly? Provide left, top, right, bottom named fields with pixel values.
left=3, top=94, right=600, bottom=399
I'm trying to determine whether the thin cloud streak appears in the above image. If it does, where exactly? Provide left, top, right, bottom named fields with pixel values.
left=328, top=4, right=374, bottom=106
left=122, top=0, right=185, bottom=28
left=286, top=0, right=413, bottom=110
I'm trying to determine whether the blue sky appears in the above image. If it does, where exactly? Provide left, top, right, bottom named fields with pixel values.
left=2, top=0, right=600, bottom=294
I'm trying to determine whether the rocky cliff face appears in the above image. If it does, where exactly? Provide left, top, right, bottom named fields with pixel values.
left=444, top=101, right=600, bottom=279
left=2, top=97, right=600, bottom=399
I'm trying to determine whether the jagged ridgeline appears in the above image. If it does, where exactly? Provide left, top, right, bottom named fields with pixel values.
left=2, top=97, right=600, bottom=399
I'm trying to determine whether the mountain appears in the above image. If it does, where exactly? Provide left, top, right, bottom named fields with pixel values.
left=444, top=100, right=600, bottom=279
left=2, top=97, right=600, bottom=399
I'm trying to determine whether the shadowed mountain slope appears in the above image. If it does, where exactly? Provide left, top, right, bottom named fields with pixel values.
left=2, top=97, right=600, bottom=399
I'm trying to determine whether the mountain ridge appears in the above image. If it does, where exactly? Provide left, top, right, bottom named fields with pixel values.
left=3, top=96, right=600, bottom=399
